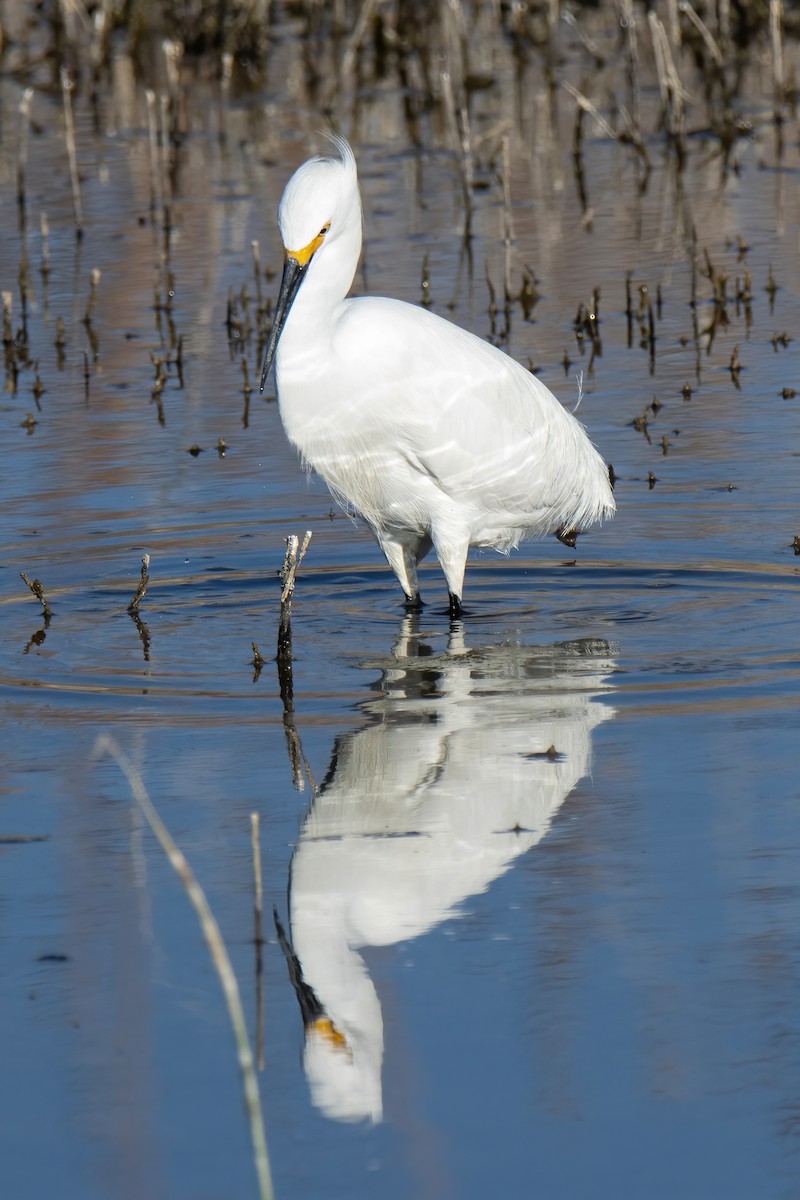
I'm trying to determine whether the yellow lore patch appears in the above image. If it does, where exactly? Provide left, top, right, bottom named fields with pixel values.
left=288, top=223, right=330, bottom=267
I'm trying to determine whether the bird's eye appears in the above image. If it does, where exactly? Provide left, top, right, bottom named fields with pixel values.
left=319, top=222, right=331, bottom=237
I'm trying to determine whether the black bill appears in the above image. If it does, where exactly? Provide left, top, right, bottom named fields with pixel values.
left=259, top=255, right=308, bottom=392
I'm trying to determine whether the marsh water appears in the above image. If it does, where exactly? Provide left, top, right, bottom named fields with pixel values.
left=1, top=7, right=800, bottom=1199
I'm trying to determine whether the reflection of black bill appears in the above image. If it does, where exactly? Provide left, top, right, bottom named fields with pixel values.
left=273, top=905, right=324, bottom=1026
left=259, top=256, right=307, bottom=392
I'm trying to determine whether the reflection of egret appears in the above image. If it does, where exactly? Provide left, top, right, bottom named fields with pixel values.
left=260, top=137, right=615, bottom=617
left=277, top=619, right=616, bottom=1123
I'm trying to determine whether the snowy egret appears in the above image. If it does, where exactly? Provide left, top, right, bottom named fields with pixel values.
left=260, top=136, right=615, bottom=617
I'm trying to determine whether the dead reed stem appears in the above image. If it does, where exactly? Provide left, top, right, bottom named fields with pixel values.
left=60, top=68, right=83, bottom=238
left=440, top=70, right=474, bottom=243
left=500, top=135, right=514, bottom=303
left=93, top=736, right=275, bottom=1200
left=17, top=88, right=34, bottom=214
left=145, top=89, right=161, bottom=222
left=770, top=0, right=785, bottom=117
left=679, top=1, right=723, bottom=66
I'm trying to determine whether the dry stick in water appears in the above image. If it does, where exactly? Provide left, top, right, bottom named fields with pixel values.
left=60, top=68, right=83, bottom=238
left=251, top=812, right=266, bottom=1072
left=128, top=554, right=151, bottom=614
left=93, top=736, right=275, bottom=1200
left=277, top=532, right=314, bottom=791
left=279, top=531, right=312, bottom=632
left=20, top=572, right=52, bottom=622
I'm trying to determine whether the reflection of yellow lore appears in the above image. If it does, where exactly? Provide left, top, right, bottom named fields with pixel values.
left=277, top=620, right=616, bottom=1124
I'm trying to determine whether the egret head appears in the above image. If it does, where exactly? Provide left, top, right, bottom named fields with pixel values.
left=260, top=136, right=361, bottom=392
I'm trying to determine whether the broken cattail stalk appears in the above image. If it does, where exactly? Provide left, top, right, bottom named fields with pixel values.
left=20, top=572, right=52, bottom=622
left=60, top=68, right=83, bottom=238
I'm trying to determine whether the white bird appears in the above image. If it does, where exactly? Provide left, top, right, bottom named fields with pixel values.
left=260, top=135, right=615, bottom=617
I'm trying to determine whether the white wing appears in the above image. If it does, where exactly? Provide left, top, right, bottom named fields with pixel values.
left=331, top=297, right=614, bottom=539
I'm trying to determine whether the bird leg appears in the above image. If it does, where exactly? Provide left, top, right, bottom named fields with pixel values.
left=379, top=534, right=434, bottom=608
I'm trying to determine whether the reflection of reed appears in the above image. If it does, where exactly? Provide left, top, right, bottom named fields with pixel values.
left=278, top=618, right=616, bottom=1123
